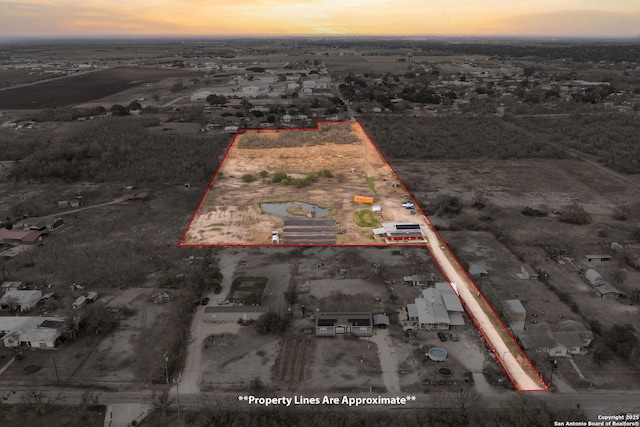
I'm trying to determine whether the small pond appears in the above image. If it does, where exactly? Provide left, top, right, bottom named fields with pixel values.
left=260, top=202, right=331, bottom=217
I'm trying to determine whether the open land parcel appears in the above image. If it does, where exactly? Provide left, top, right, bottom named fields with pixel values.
left=0, top=39, right=640, bottom=425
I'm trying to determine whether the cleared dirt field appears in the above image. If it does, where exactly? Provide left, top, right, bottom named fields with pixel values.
left=182, top=122, right=430, bottom=245
left=0, top=67, right=203, bottom=109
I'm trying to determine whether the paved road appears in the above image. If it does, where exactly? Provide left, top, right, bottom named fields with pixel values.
left=2, top=386, right=639, bottom=421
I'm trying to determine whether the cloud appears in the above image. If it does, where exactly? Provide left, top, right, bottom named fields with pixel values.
left=0, top=1, right=638, bottom=37
left=491, top=9, right=640, bottom=37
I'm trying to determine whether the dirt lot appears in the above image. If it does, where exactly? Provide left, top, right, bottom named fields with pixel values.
left=0, top=67, right=204, bottom=109
left=181, top=122, right=429, bottom=245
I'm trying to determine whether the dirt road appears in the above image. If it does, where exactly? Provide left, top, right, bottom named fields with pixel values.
left=369, top=329, right=400, bottom=393
left=422, top=225, right=547, bottom=391
left=179, top=254, right=241, bottom=395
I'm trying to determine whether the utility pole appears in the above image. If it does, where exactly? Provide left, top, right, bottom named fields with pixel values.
left=52, top=357, right=60, bottom=382
left=163, top=351, right=169, bottom=385
left=176, top=371, right=182, bottom=424
left=548, top=359, right=557, bottom=386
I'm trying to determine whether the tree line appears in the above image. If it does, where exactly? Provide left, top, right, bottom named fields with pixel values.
left=360, top=115, right=566, bottom=160
left=9, top=116, right=231, bottom=183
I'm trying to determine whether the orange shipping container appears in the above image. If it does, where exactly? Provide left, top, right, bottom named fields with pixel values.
left=353, top=196, right=374, bottom=204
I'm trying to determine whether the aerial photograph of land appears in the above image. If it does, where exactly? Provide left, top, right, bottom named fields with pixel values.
left=0, top=1, right=639, bottom=426
left=181, top=121, right=433, bottom=245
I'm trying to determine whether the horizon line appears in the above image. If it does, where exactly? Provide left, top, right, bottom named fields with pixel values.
left=1, top=34, right=639, bottom=42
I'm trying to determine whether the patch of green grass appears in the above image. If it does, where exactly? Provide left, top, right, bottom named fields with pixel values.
left=354, top=209, right=380, bottom=228
left=365, top=177, right=378, bottom=196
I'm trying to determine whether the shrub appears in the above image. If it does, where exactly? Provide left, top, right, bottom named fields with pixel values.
left=272, top=172, right=289, bottom=183
left=241, top=173, right=255, bottom=182
left=559, top=203, right=591, bottom=225
left=259, top=170, right=269, bottom=177
left=521, top=207, right=547, bottom=217
left=292, top=178, right=305, bottom=188
left=319, top=169, right=333, bottom=178
left=284, top=290, right=298, bottom=305
left=255, top=312, right=288, bottom=334
left=305, top=173, right=318, bottom=182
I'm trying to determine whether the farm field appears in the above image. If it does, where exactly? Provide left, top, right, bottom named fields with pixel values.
left=0, top=66, right=203, bottom=109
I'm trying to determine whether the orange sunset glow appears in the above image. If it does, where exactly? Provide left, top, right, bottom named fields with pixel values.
left=0, top=0, right=639, bottom=37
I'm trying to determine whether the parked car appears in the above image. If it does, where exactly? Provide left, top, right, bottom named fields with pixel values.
left=218, top=299, right=230, bottom=305
left=449, top=332, right=459, bottom=341
left=437, top=331, right=447, bottom=342
left=201, top=297, right=209, bottom=306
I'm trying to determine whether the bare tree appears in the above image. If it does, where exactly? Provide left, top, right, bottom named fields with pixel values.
left=148, top=388, right=175, bottom=416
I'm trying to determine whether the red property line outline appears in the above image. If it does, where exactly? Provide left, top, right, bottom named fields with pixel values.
left=178, top=120, right=548, bottom=391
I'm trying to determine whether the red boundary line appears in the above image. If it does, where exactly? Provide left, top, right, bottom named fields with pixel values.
left=178, top=120, right=548, bottom=391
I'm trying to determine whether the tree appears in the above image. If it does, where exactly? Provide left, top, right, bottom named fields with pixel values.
left=128, top=100, right=142, bottom=110
left=170, top=80, right=184, bottom=92
left=559, top=202, right=591, bottom=225
left=148, top=388, right=174, bottom=416
left=610, top=270, right=627, bottom=286
left=605, top=324, right=638, bottom=362
left=3, top=295, right=19, bottom=313
left=592, top=346, right=613, bottom=366
left=110, top=104, right=129, bottom=116
left=82, top=304, right=118, bottom=335
left=284, top=290, right=298, bottom=305
left=255, top=312, right=288, bottom=333
left=206, top=94, right=228, bottom=106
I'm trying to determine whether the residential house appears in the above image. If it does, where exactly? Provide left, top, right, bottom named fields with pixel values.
left=203, top=305, right=269, bottom=323
left=1, top=317, right=66, bottom=349
left=0, top=290, right=42, bottom=312
left=372, top=223, right=426, bottom=243
left=0, top=229, right=43, bottom=245
left=517, top=321, right=593, bottom=358
left=315, top=312, right=373, bottom=337
left=406, top=283, right=465, bottom=330
left=1, top=281, right=26, bottom=293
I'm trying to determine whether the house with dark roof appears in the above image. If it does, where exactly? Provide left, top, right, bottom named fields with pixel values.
left=315, top=312, right=373, bottom=337
left=516, top=320, right=593, bottom=358
left=0, top=229, right=43, bottom=244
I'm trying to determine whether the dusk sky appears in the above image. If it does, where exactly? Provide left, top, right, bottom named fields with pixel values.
left=0, top=0, right=639, bottom=38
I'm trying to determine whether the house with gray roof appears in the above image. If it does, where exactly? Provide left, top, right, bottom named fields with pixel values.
left=406, top=284, right=465, bottom=330
left=0, top=317, right=66, bottom=349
